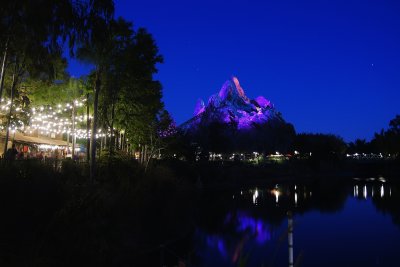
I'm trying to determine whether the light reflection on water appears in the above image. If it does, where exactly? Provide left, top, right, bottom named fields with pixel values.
left=353, top=182, right=392, bottom=200
left=193, top=178, right=400, bottom=267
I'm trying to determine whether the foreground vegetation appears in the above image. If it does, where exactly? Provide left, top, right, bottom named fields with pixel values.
left=0, top=159, right=196, bottom=266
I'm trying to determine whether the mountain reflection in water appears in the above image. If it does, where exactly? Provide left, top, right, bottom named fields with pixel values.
left=192, top=178, right=400, bottom=267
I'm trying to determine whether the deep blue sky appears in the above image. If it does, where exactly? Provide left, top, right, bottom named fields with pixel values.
left=68, top=0, right=400, bottom=141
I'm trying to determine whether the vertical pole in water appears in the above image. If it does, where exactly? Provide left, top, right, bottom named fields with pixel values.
left=288, top=211, right=294, bottom=267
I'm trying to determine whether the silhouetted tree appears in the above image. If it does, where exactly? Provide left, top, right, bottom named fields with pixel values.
left=370, top=115, right=400, bottom=157
left=347, top=138, right=372, bottom=154
left=74, top=0, right=115, bottom=180
left=294, top=133, right=347, bottom=161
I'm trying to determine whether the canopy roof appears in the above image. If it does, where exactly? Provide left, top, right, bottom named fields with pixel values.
left=0, top=132, right=69, bottom=147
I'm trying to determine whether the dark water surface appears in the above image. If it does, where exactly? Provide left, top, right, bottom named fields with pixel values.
left=181, top=178, right=400, bottom=267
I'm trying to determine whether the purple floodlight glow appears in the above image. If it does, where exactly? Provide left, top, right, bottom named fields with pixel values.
left=235, top=213, right=271, bottom=244
left=218, top=80, right=232, bottom=100
left=158, top=121, right=177, bottom=138
left=222, top=114, right=232, bottom=124
left=236, top=110, right=270, bottom=129
left=223, top=211, right=272, bottom=245
left=255, top=96, right=271, bottom=108
left=238, top=117, right=252, bottom=129
left=206, top=235, right=228, bottom=258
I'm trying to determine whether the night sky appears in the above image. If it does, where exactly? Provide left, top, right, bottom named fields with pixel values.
left=68, top=0, right=400, bottom=142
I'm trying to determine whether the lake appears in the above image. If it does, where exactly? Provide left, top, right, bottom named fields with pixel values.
left=171, top=178, right=400, bottom=267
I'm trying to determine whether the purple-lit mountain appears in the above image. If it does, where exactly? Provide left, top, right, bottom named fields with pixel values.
left=182, top=77, right=284, bottom=132
left=180, top=77, right=295, bottom=153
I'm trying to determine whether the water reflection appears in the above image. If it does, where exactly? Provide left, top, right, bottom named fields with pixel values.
left=288, top=211, right=294, bottom=267
left=197, top=210, right=273, bottom=265
left=194, top=178, right=400, bottom=267
left=353, top=181, right=392, bottom=200
left=252, top=188, right=258, bottom=204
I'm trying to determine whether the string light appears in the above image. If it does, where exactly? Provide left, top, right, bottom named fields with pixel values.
left=1, top=98, right=121, bottom=140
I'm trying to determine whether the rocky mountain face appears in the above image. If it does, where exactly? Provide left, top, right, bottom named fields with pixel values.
left=180, top=77, right=295, bottom=153
left=181, top=77, right=284, bottom=132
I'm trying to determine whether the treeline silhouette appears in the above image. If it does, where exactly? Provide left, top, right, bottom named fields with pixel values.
left=348, top=115, right=400, bottom=157
left=168, top=114, right=400, bottom=163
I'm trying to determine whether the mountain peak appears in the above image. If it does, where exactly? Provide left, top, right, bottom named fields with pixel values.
left=218, top=76, right=249, bottom=102
left=232, top=76, right=246, bottom=98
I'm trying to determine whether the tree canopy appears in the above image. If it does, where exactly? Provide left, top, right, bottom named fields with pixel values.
left=0, top=0, right=165, bottom=175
